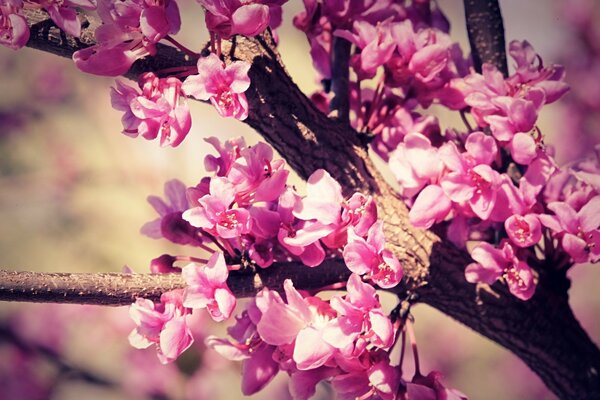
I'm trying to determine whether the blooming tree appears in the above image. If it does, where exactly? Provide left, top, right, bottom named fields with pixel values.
left=0, top=0, right=599, bottom=399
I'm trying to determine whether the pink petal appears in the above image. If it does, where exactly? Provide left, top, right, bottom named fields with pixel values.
left=409, top=185, right=452, bottom=229
left=158, top=316, right=193, bottom=363
left=231, top=4, right=270, bottom=36
left=293, top=327, right=334, bottom=370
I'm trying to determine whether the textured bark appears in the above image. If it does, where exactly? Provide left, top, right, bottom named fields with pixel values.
left=0, top=259, right=351, bottom=305
left=3, top=5, right=598, bottom=400
left=464, top=0, right=508, bottom=76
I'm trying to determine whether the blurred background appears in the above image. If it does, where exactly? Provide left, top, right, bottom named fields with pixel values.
left=0, top=1, right=598, bottom=399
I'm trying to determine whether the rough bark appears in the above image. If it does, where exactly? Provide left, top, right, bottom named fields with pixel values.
left=464, top=0, right=508, bottom=76
left=0, top=4, right=597, bottom=399
left=0, top=259, right=351, bottom=305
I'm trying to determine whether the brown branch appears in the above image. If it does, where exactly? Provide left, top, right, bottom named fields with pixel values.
left=14, top=6, right=600, bottom=399
left=329, top=36, right=352, bottom=124
left=0, top=259, right=351, bottom=306
left=463, top=0, right=508, bottom=75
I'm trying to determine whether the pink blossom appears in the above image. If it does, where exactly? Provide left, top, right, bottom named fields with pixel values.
left=332, top=353, right=400, bottom=400
left=111, top=72, right=191, bottom=147
left=389, top=132, right=444, bottom=197
left=182, top=53, right=251, bottom=120
left=335, top=19, right=396, bottom=78
left=228, top=142, right=289, bottom=203
left=141, top=179, right=200, bottom=245
left=256, top=280, right=337, bottom=370
left=36, top=0, right=96, bottom=37
left=128, top=289, right=193, bottom=364
left=182, top=177, right=252, bottom=239
left=465, top=241, right=536, bottom=300
left=74, top=0, right=180, bottom=76
left=409, top=184, right=452, bottom=229
left=197, top=0, right=284, bottom=39
left=206, top=310, right=279, bottom=395
left=505, top=214, right=542, bottom=248
left=204, top=136, right=246, bottom=177
left=343, top=222, right=403, bottom=288
left=325, top=274, right=395, bottom=350
left=539, top=196, right=600, bottom=263
left=0, top=1, right=29, bottom=50
left=438, top=133, right=501, bottom=220
left=408, top=370, right=468, bottom=400
left=182, top=252, right=236, bottom=322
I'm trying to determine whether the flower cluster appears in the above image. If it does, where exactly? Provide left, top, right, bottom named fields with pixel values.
left=73, top=0, right=182, bottom=76
left=1, top=0, right=96, bottom=50
left=111, top=72, right=191, bottom=147
left=129, top=137, right=404, bottom=373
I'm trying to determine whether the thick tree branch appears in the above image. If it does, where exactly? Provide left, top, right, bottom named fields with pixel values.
left=13, top=6, right=600, bottom=399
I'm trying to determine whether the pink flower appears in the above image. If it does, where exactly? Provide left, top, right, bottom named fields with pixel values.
left=128, top=289, right=193, bottom=364
left=203, top=136, right=246, bottom=177
left=438, top=132, right=501, bottom=220
left=256, top=280, right=337, bottom=370
left=408, top=184, right=452, bottom=229
left=36, top=0, right=96, bottom=37
left=505, top=214, right=542, bottom=248
left=207, top=310, right=279, bottom=395
left=332, top=353, right=401, bottom=400
left=228, top=142, right=289, bottom=203
left=325, top=274, right=395, bottom=350
left=0, top=2, right=29, bottom=50
left=465, top=241, right=536, bottom=300
left=182, top=252, right=236, bottom=322
left=334, top=19, right=396, bottom=78
left=141, top=179, right=200, bottom=245
left=111, top=72, right=191, bottom=147
left=539, top=196, right=600, bottom=263
left=389, top=132, right=444, bottom=197
left=182, top=53, right=251, bottom=120
left=343, top=222, right=403, bottom=288
left=182, top=177, right=252, bottom=239
left=197, top=0, right=282, bottom=39
left=74, top=0, right=180, bottom=76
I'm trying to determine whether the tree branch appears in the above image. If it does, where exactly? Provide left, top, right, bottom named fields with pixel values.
left=463, top=0, right=508, bottom=75
left=0, top=259, right=351, bottom=305
left=13, top=6, right=600, bottom=399
left=329, top=36, right=352, bottom=124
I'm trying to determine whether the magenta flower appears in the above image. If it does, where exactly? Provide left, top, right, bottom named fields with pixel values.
left=334, top=19, right=396, bottom=78
left=182, top=53, right=251, bottom=120
left=505, top=214, right=542, bottom=248
left=0, top=1, right=29, bottom=50
left=204, top=136, right=247, bottom=177
left=111, top=72, right=191, bottom=147
left=140, top=179, right=201, bottom=245
left=197, top=0, right=283, bottom=39
left=206, top=310, right=279, bottom=395
left=74, top=0, right=181, bottom=76
left=36, top=0, right=96, bottom=37
left=182, top=252, right=236, bottom=322
left=256, top=280, right=337, bottom=370
left=228, top=142, right=289, bottom=203
left=128, top=289, right=193, bottom=364
left=465, top=241, right=536, bottom=300
left=332, top=353, right=401, bottom=400
left=343, top=221, right=403, bottom=288
left=439, top=132, right=501, bottom=220
left=539, top=196, right=600, bottom=263
left=182, top=177, right=252, bottom=239
left=325, top=274, right=394, bottom=350
left=389, top=132, right=444, bottom=197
